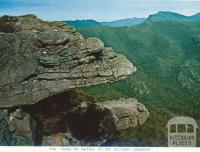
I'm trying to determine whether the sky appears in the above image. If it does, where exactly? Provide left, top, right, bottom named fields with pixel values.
left=0, top=0, right=200, bottom=21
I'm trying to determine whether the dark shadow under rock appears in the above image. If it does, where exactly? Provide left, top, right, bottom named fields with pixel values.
left=24, top=90, right=104, bottom=145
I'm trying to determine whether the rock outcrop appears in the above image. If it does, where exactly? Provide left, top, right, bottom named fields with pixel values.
left=0, top=90, right=149, bottom=146
left=0, top=14, right=149, bottom=146
left=96, top=98, right=149, bottom=131
left=0, top=14, right=136, bottom=108
left=0, top=109, right=36, bottom=145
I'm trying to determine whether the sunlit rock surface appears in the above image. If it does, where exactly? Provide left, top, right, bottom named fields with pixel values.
left=0, top=15, right=148, bottom=146
left=0, top=14, right=136, bottom=108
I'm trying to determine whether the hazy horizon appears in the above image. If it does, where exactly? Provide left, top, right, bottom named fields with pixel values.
left=0, top=0, right=200, bottom=22
left=66, top=11, right=200, bottom=22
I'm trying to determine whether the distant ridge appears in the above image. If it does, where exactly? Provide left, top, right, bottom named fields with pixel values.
left=101, top=18, right=146, bottom=27
left=190, top=12, right=200, bottom=20
left=64, top=18, right=145, bottom=29
left=64, top=19, right=101, bottom=29
left=146, top=11, right=200, bottom=22
left=64, top=11, right=200, bottom=29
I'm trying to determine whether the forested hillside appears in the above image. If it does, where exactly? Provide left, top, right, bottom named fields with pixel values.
left=78, top=20, right=200, bottom=146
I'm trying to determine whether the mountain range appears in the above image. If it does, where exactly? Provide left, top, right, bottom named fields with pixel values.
left=101, top=18, right=146, bottom=27
left=70, top=11, right=200, bottom=146
left=64, top=19, right=101, bottom=29
left=147, top=11, right=200, bottom=22
left=64, top=11, right=200, bottom=29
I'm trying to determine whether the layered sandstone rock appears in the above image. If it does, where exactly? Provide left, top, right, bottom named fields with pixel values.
left=0, top=14, right=136, bottom=108
left=0, top=15, right=149, bottom=146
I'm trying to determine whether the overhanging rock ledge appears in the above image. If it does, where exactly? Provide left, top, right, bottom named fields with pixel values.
left=0, top=14, right=136, bottom=108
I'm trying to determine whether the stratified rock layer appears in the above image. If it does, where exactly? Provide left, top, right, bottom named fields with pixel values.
left=0, top=15, right=149, bottom=146
left=0, top=15, right=136, bottom=108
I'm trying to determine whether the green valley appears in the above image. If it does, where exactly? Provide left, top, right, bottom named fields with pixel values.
left=76, top=20, right=200, bottom=146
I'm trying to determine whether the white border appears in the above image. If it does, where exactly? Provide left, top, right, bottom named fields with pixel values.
left=0, top=147, right=199, bottom=152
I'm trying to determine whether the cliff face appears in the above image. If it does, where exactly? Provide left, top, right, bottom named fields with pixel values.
left=0, top=15, right=149, bottom=146
left=0, top=14, right=135, bottom=108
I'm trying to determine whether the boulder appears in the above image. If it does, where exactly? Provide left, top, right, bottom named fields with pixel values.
left=96, top=98, right=149, bottom=132
left=0, top=15, right=136, bottom=108
left=0, top=109, right=37, bottom=146
left=9, top=109, right=37, bottom=145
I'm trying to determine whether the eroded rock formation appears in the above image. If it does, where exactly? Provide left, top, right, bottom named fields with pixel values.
left=96, top=98, right=149, bottom=131
left=0, top=15, right=149, bottom=146
left=0, top=14, right=135, bottom=108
